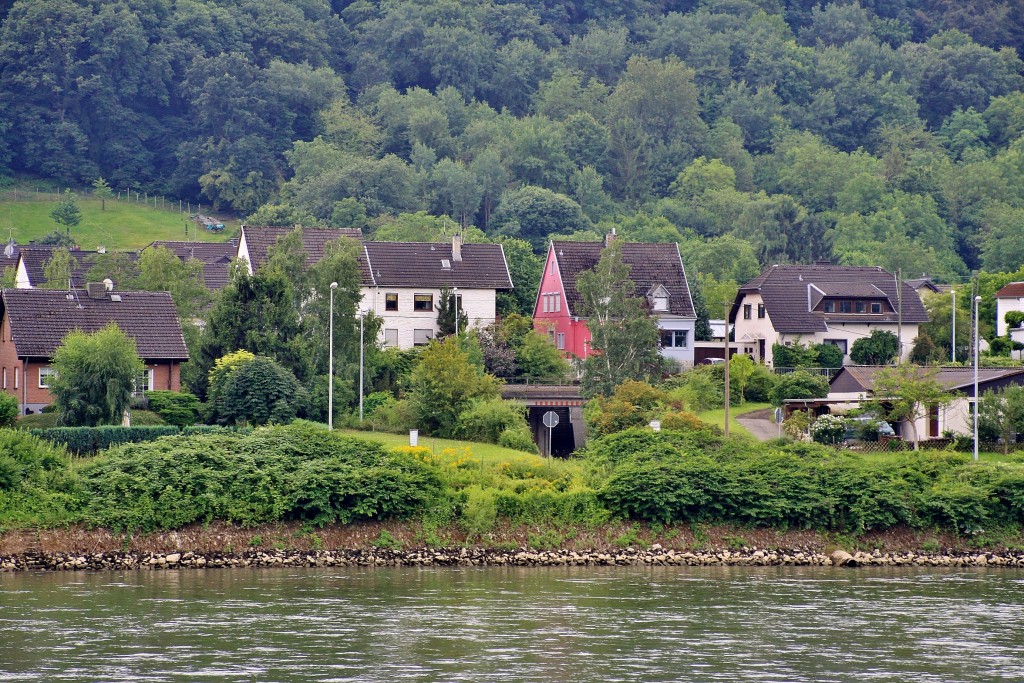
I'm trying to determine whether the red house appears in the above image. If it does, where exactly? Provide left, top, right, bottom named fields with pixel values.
left=533, top=234, right=697, bottom=367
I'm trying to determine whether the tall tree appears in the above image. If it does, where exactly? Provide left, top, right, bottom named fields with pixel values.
left=50, top=190, right=81, bottom=236
left=868, top=364, right=956, bottom=450
left=42, top=248, right=76, bottom=290
left=577, top=241, right=664, bottom=397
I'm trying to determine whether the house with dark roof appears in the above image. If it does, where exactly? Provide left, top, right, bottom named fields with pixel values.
left=236, top=226, right=513, bottom=350
left=532, top=233, right=697, bottom=366
left=0, top=288, right=189, bottom=413
left=730, top=264, right=929, bottom=366
left=819, top=365, right=1024, bottom=442
left=146, top=240, right=238, bottom=291
left=14, top=246, right=118, bottom=289
left=995, top=282, right=1024, bottom=337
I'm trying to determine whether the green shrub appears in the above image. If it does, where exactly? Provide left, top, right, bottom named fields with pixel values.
left=672, top=366, right=723, bottom=412
left=457, top=398, right=530, bottom=444
left=0, top=393, right=18, bottom=428
left=497, top=425, right=539, bottom=453
left=30, top=425, right=179, bottom=456
left=768, top=371, right=830, bottom=406
left=744, top=366, right=776, bottom=402
left=18, top=412, right=57, bottom=429
left=145, top=391, right=200, bottom=427
left=810, top=414, right=846, bottom=445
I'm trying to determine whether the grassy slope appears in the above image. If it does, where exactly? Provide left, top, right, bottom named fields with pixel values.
left=697, top=402, right=772, bottom=437
left=340, top=428, right=543, bottom=462
left=0, top=196, right=237, bottom=250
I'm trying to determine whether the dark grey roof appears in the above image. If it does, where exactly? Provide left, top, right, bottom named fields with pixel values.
left=361, top=241, right=513, bottom=289
left=550, top=241, right=695, bottom=318
left=240, top=226, right=362, bottom=272
left=733, top=264, right=928, bottom=332
left=1, top=288, right=188, bottom=360
left=17, top=247, right=108, bottom=288
left=147, top=240, right=238, bottom=290
left=831, top=365, right=1024, bottom=398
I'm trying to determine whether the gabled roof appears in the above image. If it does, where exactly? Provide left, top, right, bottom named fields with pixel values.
left=904, top=277, right=942, bottom=294
left=17, top=247, right=112, bottom=288
left=550, top=241, right=695, bottom=318
left=1, top=288, right=188, bottom=360
left=995, top=282, right=1024, bottom=298
left=147, top=240, right=238, bottom=290
left=830, top=365, right=1024, bottom=398
left=361, top=241, right=512, bottom=289
left=239, top=226, right=362, bottom=273
left=733, top=264, right=928, bottom=333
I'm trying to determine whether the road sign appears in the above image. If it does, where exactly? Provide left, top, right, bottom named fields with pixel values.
left=542, top=411, right=560, bottom=428
left=774, top=408, right=784, bottom=424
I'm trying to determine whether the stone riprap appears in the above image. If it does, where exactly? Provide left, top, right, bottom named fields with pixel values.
left=2, top=545, right=1023, bottom=572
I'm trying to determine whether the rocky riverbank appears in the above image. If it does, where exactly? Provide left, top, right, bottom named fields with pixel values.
left=4, top=545, right=1024, bottom=572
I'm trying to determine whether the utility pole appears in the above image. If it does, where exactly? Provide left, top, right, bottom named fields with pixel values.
left=951, top=288, right=956, bottom=363
left=896, top=268, right=903, bottom=361
left=723, top=301, right=730, bottom=438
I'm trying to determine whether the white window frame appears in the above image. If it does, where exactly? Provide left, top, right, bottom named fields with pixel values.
left=2, top=367, right=6, bottom=390
left=556, top=332, right=565, bottom=350
left=413, top=329, right=433, bottom=346
left=39, top=366, right=57, bottom=389
left=134, top=368, right=155, bottom=394
left=413, top=293, right=433, bottom=312
left=14, top=366, right=18, bottom=390
left=384, top=328, right=399, bottom=347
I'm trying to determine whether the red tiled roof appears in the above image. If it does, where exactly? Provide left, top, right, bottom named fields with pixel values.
left=550, top=241, right=695, bottom=318
left=147, top=240, right=238, bottom=290
left=831, top=365, right=1024, bottom=397
left=733, top=264, right=928, bottom=332
left=17, top=247, right=129, bottom=288
left=361, top=241, right=512, bottom=289
left=240, top=226, right=361, bottom=272
left=995, top=282, right=1024, bottom=298
left=1, top=289, right=188, bottom=360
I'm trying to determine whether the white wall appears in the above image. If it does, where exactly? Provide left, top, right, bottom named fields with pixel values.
left=657, top=316, right=696, bottom=367
left=361, top=286, right=497, bottom=349
left=997, top=296, right=1024, bottom=336
left=14, top=259, right=31, bottom=288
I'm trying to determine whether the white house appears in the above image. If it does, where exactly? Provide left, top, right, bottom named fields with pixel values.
left=236, top=226, right=513, bottom=349
left=995, top=282, right=1024, bottom=337
left=730, top=264, right=928, bottom=366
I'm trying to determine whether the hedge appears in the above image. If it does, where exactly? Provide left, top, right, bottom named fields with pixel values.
left=30, top=426, right=180, bottom=456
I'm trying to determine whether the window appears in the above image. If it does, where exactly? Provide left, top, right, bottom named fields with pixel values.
left=549, top=260, right=555, bottom=276
left=743, top=304, right=752, bottom=320
left=413, top=294, right=433, bottom=311
left=823, top=301, right=835, bottom=313
left=413, top=329, right=433, bottom=346
left=855, top=301, right=867, bottom=313
left=2, top=368, right=5, bottom=390
left=757, top=303, right=766, bottom=319
left=839, top=300, right=853, bottom=313
left=660, top=330, right=689, bottom=348
left=553, top=293, right=560, bottom=312
left=384, top=328, right=398, bottom=347
left=556, top=333, right=565, bottom=350
left=824, top=338, right=848, bottom=355
left=14, top=367, right=18, bottom=390
left=385, top=293, right=398, bottom=311
left=541, top=293, right=561, bottom=313
left=652, top=293, right=669, bottom=311
left=870, top=302, right=882, bottom=313
left=134, top=368, right=154, bottom=394
left=39, top=366, right=57, bottom=389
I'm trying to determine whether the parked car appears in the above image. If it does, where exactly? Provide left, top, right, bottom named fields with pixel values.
left=844, top=415, right=896, bottom=442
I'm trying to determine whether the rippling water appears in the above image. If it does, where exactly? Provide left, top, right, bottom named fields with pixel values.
left=2, top=566, right=1023, bottom=681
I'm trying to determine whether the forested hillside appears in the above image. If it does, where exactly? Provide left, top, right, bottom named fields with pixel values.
left=3, top=0, right=1024, bottom=291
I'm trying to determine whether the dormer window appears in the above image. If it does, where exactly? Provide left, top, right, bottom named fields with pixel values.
left=648, top=285, right=670, bottom=312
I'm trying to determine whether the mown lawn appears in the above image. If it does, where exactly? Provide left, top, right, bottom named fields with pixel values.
left=340, top=428, right=546, bottom=463
left=697, top=402, right=773, bottom=437
left=0, top=195, right=237, bottom=250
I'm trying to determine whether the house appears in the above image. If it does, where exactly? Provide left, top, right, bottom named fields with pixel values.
left=236, top=226, right=513, bottom=349
left=995, top=282, right=1024, bottom=337
left=14, top=246, right=114, bottom=289
left=146, top=240, right=238, bottom=290
left=730, top=264, right=928, bottom=366
left=0, top=287, right=189, bottom=414
left=904, top=277, right=945, bottom=297
left=815, top=365, right=1024, bottom=441
left=533, top=234, right=697, bottom=367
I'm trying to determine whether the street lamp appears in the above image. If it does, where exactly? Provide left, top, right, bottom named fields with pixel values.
left=359, top=309, right=365, bottom=423
left=951, top=288, right=956, bottom=363
left=974, top=295, right=981, bottom=462
left=328, top=282, right=338, bottom=430
left=453, top=287, right=459, bottom=335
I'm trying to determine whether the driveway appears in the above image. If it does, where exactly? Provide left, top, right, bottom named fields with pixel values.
left=736, top=407, right=781, bottom=441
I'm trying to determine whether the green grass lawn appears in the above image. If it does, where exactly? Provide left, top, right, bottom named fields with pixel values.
left=697, top=402, right=773, bottom=437
left=339, top=428, right=546, bottom=463
left=0, top=195, right=237, bottom=250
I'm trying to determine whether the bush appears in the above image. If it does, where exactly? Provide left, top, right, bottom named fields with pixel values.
left=218, top=356, right=310, bottom=426
left=457, top=398, right=530, bottom=444
left=30, top=425, right=180, bottom=456
left=0, top=429, right=69, bottom=491
left=768, top=371, right=830, bottom=406
left=670, top=366, right=723, bottom=412
left=810, top=414, right=846, bottom=445
left=368, top=397, right=416, bottom=434
left=744, top=366, right=776, bottom=403
left=145, top=391, right=200, bottom=427
left=0, top=393, right=18, bottom=428
left=497, top=425, right=539, bottom=453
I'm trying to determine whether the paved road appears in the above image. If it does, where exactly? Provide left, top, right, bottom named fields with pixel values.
left=737, top=407, right=781, bottom=441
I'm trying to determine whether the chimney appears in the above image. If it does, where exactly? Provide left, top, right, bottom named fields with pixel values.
left=86, top=282, right=106, bottom=299
left=604, top=228, right=617, bottom=247
left=452, top=234, right=463, bottom=262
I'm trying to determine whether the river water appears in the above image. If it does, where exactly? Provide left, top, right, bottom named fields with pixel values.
left=2, top=565, right=1023, bottom=682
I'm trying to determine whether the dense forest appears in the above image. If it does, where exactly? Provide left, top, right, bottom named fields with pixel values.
left=3, top=0, right=1024, bottom=300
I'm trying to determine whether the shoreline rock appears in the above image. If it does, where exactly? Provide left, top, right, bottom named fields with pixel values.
left=3, top=545, right=1024, bottom=573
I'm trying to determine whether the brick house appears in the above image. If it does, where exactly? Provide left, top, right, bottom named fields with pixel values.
left=237, top=226, right=513, bottom=349
left=730, top=264, right=928, bottom=366
left=0, top=287, right=189, bottom=414
left=533, top=235, right=697, bottom=367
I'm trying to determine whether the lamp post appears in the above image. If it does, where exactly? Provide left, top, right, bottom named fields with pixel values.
left=723, top=301, right=730, bottom=439
left=453, top=287, right=459, bottom=335
left=951, top=288, right=956, bottom=363
left=328, top=282, right=338, bottom=430
left=974, top=295, right=981, bottom=462
left=359, top=309, right=365, bottom=422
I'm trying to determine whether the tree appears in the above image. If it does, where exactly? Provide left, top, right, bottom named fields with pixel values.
left=217, top=356, right=309, bottom=426
left=850, top=330, right=901, bottom=365
left=515, top=331, right=570, bottom=379
left=577, top=241, right=665, bottom=397
left=729, top=354, right=756, bottom=405
left=868, top=364, right=956, bottom=450
left=50, top=190, right=81, bottom=236
left=41, top=248, right=76, bottom=290
left=435, top=286, right=466, bottom=337
left=130, top=246, right=209, bottom=318
left=407, top=336, right=500, bottom=437
left=768, top=371, right=830, bottom=407
left=50, top=323, right=144, bottom=426
left=978, top=385, right=1024, bottom=454
left=92, top=177, right=113, bottom=210
left=492, top=186, right=589, bottom=251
